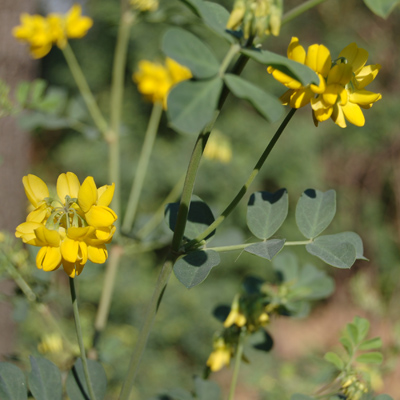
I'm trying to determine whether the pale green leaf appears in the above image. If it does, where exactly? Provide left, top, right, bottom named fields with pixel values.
left=359, top=337, right=383, bottom=351
left=355, top=352, right=383, bottom=364
left=245, top=239, right=286, bottom=260
left=306, top=240, right=356, bottom=269
left=0, top=363, right=27, bottom=400
left=324, top=352, right=344, bottom=370
left=363, top=0, right=400, bottom=18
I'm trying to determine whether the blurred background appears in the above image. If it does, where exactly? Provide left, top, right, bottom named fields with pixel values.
left=1, top=0, right=400, bottom=398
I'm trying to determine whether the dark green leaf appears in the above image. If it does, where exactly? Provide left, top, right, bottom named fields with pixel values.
left=359, top=337, right=382, bottom=351
left=165, top=195, right=215, bottom=241
left=363, top=0, right=400, bottom=18
left=252, top=330, right=274, bottom=352
left=162, top=28, right=219, bottom=79
left=66, top=358, right=107, bottom=400
left=296, top=189, right=336, bottom=239
left=242, top=276, right=264, bottom=294
left=245, top=239, right=286, bottom=261
left=167, top=78, right=223, bottom=135
left=356, top=352, right=383, bottom=364
left=306, top=240, right=356, bottom=269
left=290, top=393, right=315, bottom=400
left=213, top=305, right=231, bottom=322
left=0, top=362, right=27, bottom=400
left=198, top=2, right=233, bottom=42
left=173, top=250, right=220, bottom=288
left=246, top=190, right=288, bottom=239
left=194, top=376, right=221, bottom=400
left=224, top=74, right=284, bottom=123
left=28, top=356, right=62, bottom=400
left=324, top=352, right=344, bottom=370
left=241, top=48, right=319, bottom=86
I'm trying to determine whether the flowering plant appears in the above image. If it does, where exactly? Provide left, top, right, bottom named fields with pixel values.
left=0, top=0, right=397, bottom=399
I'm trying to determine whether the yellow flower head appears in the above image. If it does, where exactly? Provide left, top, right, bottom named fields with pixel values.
left=15, top=173, right=117, bottom=278
left=131, top=0, right=159, bottom=12
left=206, top=338, right=232, bottom=372
left=133, top=57, right=192, bottom=109
left=269, top=38, right=381, bottom=128
left=223, top=295, right=247, bottom=328
left=13, top=5, right=93, bottom=58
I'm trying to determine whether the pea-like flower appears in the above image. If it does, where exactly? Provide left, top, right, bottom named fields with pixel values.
left=133, top=57, right=192, bottom=109
left=269, top=38, right=381, bottom=128
left=206, top=337, right=232, bottom=372
left=13, top=4, right=93, bottom=58
left=15, top=173, right=117, bottom=278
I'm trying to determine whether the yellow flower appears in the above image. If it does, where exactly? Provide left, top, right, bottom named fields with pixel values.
left=13, top=5, right=93, bottom=58
left=133, top=57, right=192, bottom=109
left=207, top=338, right=232, bottom=372
left=38, top=333, right=63, bottom=354
left=224, top=295, right=247, bottom=328
left=131, top=0, right=159, bottom=12
left=15, top=173, right=117, bottom=277
left=268, top=37, right=331, bottom=108
left=203, top=131, right=232, bottom=163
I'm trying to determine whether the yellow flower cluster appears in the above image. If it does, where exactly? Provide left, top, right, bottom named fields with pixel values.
left=133, top=58, right=192, bottom=109
left=131, top=0, right=159, bottom=12
left=340, top=374, right=369, bottom=400
left=15, top=173, right=117, bottom=278
left=268, top=37, right=382, bottom=128
left=207, top=337, right=232, bottom=372
left=13, top=5, right=93, bottom=59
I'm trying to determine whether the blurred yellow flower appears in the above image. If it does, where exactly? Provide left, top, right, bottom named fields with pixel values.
left=207, top=338, right=232, bottom=372
left=224, top=295, right=247, bottom=328
left=133, top=57, right=192, bottom=109
left=15, top=173, right=117, bottom=278
left=38, top=333, right=63, bottom=354
left=131, top=0, right=159, bottom=12
left=203, top=131, right=232, bottom=163
left=269, top=38, right=381, bottom=128
left=13, top=4, right=93, bottom=58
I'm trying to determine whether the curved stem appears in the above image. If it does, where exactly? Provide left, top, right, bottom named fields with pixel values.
left=121, top=102, right=163, bottom=234
left=285, top=240, right=312, bottom=246
left=69, top=277, right=96, bottom=400
left=109, top=8, right=135, bottom=229
left=282, top=0, right=328, bottom=25
left=228, top=331, right=246, bottom=400
left=185, top=108, right=297, bottom=251
left=62, top=43, right=108, bottom=136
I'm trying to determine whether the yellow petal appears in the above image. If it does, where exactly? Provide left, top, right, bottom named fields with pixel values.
left=349, top=89, right=381, bottom=107
left=65, top=4, right=93, bottom=39
left=311, top=98, right=333, bottom=122
left=331, top=104, right=347, bottom=128
left=207, top=349, right=230, bottom=372
left=67, top=226, right=93, bottom=240
left=36, top=246, right=62, bottom=271
left=166, top=57, right=192, bottom=84
left=97, top=183, right=115, bottom=207
left=268, top=67, right=302, bottom=89
left=287, top=37, right=306, bottom=64
left=61, top=236, right=79, bottom=263
left=15, top=222, right=42, bottom=245
left=310, top=73, right=326, bottom=94
left=23, top=174, right=49, bottom=208
left=321, top=84, right=343, bottom=106
left=305, top=44, right=331, bottom=76
left=289, top=87, right=314, bottom=108
left=327, top=64, right=352, bottom=85
left=62, top=261, right=85, bottom=278
left=339, top=43, right=368, bottom=74
left=79, top=242, right=88, bottom=265
left=88, top=244, right=108, bottom=264
left=85, top=205, right=117, bottom=228
left=342, top=102, right=365, bottom=126
left=355, top=64, right=381, bottom=89
left=34, top=226, right=61, bottom=247
left=78, top=176, right=98, bottom=213
left=57, top=172, right=80, bottom=203
left=27, top=204, right=49, bottom=223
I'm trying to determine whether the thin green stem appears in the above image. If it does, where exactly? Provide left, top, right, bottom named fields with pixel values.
left=119, top=40, right=255, bottom=399
left=185, top=108, right=297, bottom=251
left=92, top=245, right=124, bottom=349
left=282, top=0, right=327, bottom=25
left=109, top=8, right=135, bottom=229
left=118, top=255, right=176, bottom=400
left=285, top=240, right=312, bottom=246
left=122, top=102, right=163, bottom=234
left=135, top=173, right=186, bottom=240
left=62, top=43, right=108, bottom=136
left=228, top=331, right=246, bottom=400
left=219, top=44, right=241, bottom=77
left=207, top=243, right=249, bottom=253
left=69, top=277, right=96, bottom=400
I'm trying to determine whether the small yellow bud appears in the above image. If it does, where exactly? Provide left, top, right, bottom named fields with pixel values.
left=131, top=0, right=159, bottom=12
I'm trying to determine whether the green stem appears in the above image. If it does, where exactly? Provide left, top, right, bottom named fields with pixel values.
left=122, top=102, right=163, bottom=234
left=109, top=8, right=135, bottom=229
left=119, top=40, right=254, bottom=399
left=62, top=43, right=108, bottom=136
left=135, top=173, right=186, bottom=240
left=185, top=108, right=297, bottom=251
left=92, top=245, right=124, bottom=349
left=282, top=0, right=327, bottom=25
left=285, top=240, right=312, bottom=246
left=228, top=331, right=246, bottom=400
left=69, top=277, right=96, bottom=400
left=118, top=255, right=176, bottom=400
left=208, top=243, right=249, bottom=253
